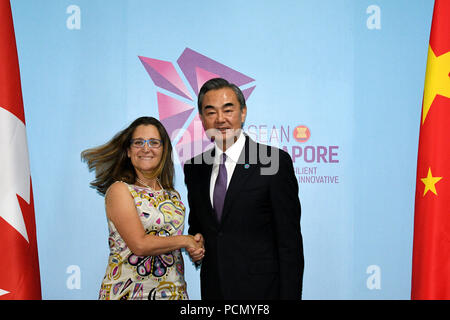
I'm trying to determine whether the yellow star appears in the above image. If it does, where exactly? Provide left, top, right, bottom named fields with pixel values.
left=421, top=167, right=443, bottom=196
left=422, top=46, right=450, bottom=124
left=295, top=127, right=307, bottom=138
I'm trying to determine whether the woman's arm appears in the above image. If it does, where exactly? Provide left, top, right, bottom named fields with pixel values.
left=105, top=182, right=203, bottom=257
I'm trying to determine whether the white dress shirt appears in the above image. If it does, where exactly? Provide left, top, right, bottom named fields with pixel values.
left=209, top=131, right=246, bottom=207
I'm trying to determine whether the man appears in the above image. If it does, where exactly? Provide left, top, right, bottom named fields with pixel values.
left=184, top=78, right=304, bottom=300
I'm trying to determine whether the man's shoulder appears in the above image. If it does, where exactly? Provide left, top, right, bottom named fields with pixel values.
left=248, top=138, right=292, bottom=163
left=184, top=147, right=215, bottom=168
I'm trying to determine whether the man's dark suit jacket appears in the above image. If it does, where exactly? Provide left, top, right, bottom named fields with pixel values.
left=184, top=135, right=304, bottom=300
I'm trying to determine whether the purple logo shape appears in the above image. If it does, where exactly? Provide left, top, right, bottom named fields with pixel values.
left=139, top=48, right=255, bottom=166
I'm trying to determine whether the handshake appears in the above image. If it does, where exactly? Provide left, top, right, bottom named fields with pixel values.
left=185, top=233, right=205, bottom=263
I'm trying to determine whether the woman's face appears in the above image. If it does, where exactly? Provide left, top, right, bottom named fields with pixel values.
left=127, top=124, right=163, bottom=178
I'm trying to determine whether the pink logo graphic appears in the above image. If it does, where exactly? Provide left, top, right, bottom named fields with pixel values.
left=139, top=48, right=255, bottom=165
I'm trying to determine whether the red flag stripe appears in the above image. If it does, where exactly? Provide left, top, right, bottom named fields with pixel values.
left=0, top=0, right=41, bottom=299
left=0, top=0, right=25, bottom=124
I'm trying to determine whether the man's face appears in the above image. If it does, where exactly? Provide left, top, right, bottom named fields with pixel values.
left=199, top=87, right=247, bottom=150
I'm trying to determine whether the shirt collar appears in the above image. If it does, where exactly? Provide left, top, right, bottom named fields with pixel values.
left=214, top=130, right=245, bottom=163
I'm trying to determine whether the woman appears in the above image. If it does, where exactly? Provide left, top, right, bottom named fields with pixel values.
left=81, top=116, right=204, bottom=300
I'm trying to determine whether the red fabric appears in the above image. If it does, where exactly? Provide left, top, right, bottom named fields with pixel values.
left=411, top=0, right=450, bottom=300
left=0, top=0, right=41, bottom=300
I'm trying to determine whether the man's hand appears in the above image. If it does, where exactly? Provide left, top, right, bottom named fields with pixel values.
left=187, top=233, right=205, bottom=262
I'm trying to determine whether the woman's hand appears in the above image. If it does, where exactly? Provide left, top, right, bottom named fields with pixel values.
left=185, top=233, right=205, bottom=262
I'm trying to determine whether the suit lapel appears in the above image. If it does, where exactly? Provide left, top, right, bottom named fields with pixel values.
left=200, top=148, right=219, bottom=228
left=220, top=136, right=258, bottom=226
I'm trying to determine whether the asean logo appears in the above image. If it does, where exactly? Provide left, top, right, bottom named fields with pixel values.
left=293, top=125, right=311, bottom=143
left=138, top=48, right=255, bottom=166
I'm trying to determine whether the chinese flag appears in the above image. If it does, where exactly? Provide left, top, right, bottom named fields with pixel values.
left=411, top=0, right=450, bottom=300
left=0, top=0, right=42, bottom=299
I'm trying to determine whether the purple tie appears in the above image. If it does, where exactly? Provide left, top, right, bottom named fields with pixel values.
left=213, top=153, right=227, bottom=222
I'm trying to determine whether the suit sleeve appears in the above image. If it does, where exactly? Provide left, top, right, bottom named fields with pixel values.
left=184, top=163, right=200, bottom=237
left=270, top=149, right=304, bottom=299
left=184, top=163, right=203, bottom=269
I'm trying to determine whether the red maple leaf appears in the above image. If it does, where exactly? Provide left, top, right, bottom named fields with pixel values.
left=0, top=179, right=41, bottom=299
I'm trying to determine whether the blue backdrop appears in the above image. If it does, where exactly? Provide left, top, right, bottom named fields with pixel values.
left=10, top=0, right=434, bottom=299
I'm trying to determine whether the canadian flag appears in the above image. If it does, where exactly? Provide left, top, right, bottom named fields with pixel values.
left=0, top=0, right=42, bottom=299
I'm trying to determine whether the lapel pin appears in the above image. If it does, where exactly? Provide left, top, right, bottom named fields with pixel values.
left=244, top=164, right=250, bottom=169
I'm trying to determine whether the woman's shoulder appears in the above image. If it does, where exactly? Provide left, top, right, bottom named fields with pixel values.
left=166, top=188, right=182, bottom=199
left=105, top=181, right=131, bottom=199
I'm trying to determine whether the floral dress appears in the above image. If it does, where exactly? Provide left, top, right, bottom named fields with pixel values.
left=99, top=182, right=188, bottom=300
